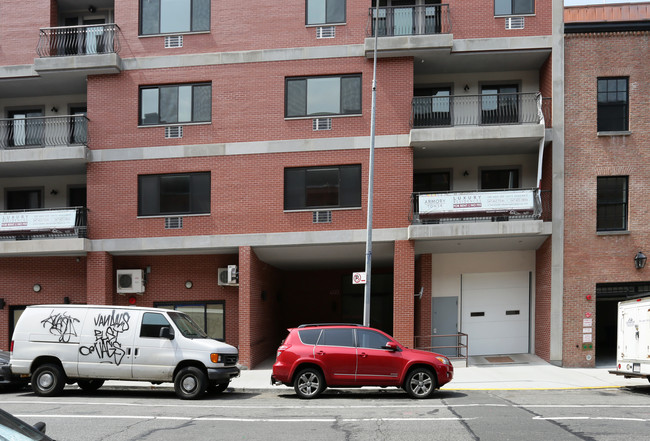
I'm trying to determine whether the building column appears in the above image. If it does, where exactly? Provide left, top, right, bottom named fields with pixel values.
left=414, top=254, right=432, bottom=342
left=393, top=240, right=415, bottom=347
left=238, top=246, right=252, bottom=368
left=86, top=252, right=113, bottom=305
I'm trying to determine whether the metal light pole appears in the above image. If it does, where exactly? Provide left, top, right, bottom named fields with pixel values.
left=363, top=0, right=380, bottom=327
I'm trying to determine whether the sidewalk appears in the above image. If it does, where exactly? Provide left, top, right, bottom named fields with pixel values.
left=101, top=355, right=650, bottom=393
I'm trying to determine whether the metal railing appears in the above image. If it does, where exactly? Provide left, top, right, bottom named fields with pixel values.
left=367, top=4, right=451, bottom=37
left=0, top=207, right=88, bottom=241
left=415, top=333, right=468, bottom=367
left=412, top=92, right=542, bottom=128
left=0, top=115, right=89, bottom=149
left=37, top=23, right=120, bottom=57
left=411, top=188, right=546, bottom=224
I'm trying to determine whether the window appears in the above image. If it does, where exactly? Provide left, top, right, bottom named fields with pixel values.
left=138, top=172, right=210, bottom=216
left=413, top=171, right=451, bottom=193
left=140, top=312, right=172, bottom=338
left=140, top=83, right=211, bottom=125
left=285, top=75, right=361, bottom=118
left=597, top=77, right=628, bottom=132
left=597, top=176, right=628, bottom=231
left=298, top=329, right=321, bottom=345
left=140, top=0, right=210, bottom=35
left=156, top=302, right=225, bottom=340
left=413, top=87, right=452, bottom=127
left=318, top=328, right=355, bottom=347
left=481, top=168, right=519, bottom=189
left=284, top=164, right=361, bottom=210
left=481, top=85, right=519, bottom=124
left=7, top=109, right=44, bottom=147
left=5, top=189, right=43, bottom=210
left=306, top=0, right=345, bottom=25
left=356, top=329, right=391, bottom=350
left=495, top=0, right=534, bottom=15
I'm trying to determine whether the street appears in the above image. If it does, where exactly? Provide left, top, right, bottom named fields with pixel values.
left=2, top=385, right=650, bottom=440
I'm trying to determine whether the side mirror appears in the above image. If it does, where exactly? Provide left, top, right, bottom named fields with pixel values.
left=159, top=326, right=175, bottom=340
left=382, top=341, right=399, bottom=351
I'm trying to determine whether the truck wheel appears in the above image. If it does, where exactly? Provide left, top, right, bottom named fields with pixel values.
left=294, top=367, right=325, bottom=399
left=174, top=367, right=207, bottom=400
left=207, top=381, right=229, bottom=394
left=404, top=367, right=436, bottom=399
left=77, top=379, right=105, bottom=392
left=32, top=364, right=66, bottom=397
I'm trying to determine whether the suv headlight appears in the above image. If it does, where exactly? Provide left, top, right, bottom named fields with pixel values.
left=435, top=356, right=451, bottom=366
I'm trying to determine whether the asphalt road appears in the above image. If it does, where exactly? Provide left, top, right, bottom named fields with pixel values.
left=2, top=385, right=650, bottom=441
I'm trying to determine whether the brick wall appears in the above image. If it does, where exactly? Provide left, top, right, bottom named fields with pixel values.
left=563, top=31, right=650, bottom=367
left=535, top=237, right=552, bottom=362
left=393, top=240, right=414, bottom=347
left=0, top=0, right=50, bottom=65
left=414, top=254, right=432, bottom=341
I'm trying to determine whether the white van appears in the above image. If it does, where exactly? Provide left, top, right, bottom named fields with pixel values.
left=10, top=304, right=240, bottom=399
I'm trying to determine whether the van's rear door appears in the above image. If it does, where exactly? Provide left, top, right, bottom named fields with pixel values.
left=77, top=308, right=139, bottom=379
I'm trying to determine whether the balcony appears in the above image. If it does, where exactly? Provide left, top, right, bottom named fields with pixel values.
left=0, top=207, right=89, bottom=256
left=34, top=24, right=122, bottom=75
left=410, top=92, right=546, bottom=155
left=411, top=188, right=551, bottom=224
left=0, top=115, right=88, bottom=149
left=365, top=4, right=453, bottom=57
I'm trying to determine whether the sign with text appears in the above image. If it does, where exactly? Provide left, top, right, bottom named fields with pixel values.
left=352, top=272, right=366, bottom=285
left=0, top=210, right=77, bottom=232
left=418, top=190, right=535, bottom=216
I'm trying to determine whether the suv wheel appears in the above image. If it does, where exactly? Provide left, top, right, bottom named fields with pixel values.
left=32, top=363, right=66, bottom=397
left=174, top=366, right=207, bottom=400
left=294, top=367, right=325, bottom=399
left=405, top=367, right=436, bottom=399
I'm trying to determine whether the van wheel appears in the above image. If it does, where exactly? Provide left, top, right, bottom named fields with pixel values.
left=404, top=367, right=436, bottom=399
left=207, top=381, right=229, bottom=394
left=294, top=367, right=325, bottom=399
left=32, top=364, right=66, bottom=397
left=77, top=379, right=105, bottom=392
left=174, top=367, right=207, bottom=400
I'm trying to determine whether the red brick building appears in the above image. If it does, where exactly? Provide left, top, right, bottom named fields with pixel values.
left=0, top=0, right=566, bottom=368
left=564, top=2, right=650, bottom=367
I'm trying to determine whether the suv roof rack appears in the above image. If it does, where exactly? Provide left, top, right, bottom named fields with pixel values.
left=297, top=323, right=363, bottom=328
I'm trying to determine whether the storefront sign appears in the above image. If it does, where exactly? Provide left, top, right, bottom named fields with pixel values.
left=0, top=210, right=77, bottom=232
left=418, top=190, right=535, bottom=216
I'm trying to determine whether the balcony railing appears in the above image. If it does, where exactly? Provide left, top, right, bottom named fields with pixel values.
left=0, top=115, right=89, bottom=149
left=412, top=92, right=543, bottom=128
left=367, top=4, right=451, bottom=37
left=37, top=23, right=120, bottom=57
left=411, top=188, right=550, bottom=224
left=0, top=207, right=87, bottom=241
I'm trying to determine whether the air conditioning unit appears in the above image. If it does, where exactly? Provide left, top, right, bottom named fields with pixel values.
left=218, top=265, right=239, bottom=286
left=116, top=269, right=145, bottom=294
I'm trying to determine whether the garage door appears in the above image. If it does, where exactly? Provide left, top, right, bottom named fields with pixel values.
left=461, top=271, right=530, bottom=356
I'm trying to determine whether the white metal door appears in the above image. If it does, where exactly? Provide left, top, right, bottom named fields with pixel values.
left=461, top=272, right=530, bottom=356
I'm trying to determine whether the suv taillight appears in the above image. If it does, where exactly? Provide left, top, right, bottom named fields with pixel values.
left=276, top=344, right=291, bottom=358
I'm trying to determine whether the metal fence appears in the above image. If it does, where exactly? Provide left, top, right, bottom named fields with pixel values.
left=412, top=92, right=543, bottom=128
left=37, top=23, right=120, bottom=57
left=367, top=4, right=451, bottom=37
left=415, top=333, right=468, bottom=367
left=0, top=115, right=88, bottom=148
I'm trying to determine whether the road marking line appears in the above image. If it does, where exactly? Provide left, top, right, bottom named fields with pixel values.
left=534, top=416, right=650, bottom=422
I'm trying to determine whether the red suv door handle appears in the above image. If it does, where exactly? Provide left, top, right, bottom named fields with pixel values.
left=316, top=351, right=325, bottom=356
left=359, top=352, right=368, bottom=358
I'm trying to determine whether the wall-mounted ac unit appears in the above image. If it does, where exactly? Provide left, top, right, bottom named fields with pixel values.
left=116, top=269, right=145, bottom=294
left=218, top=265, right=239, bottom=286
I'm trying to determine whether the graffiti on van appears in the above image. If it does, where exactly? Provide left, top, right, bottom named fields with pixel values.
left=41, top=310, right=80, bottom=343
left=79, top=311, right=131, bottom=365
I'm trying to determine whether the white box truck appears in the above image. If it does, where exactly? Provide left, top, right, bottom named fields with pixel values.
left=609, top=297, right=650, bottom=382
left=10, top=304, right=240, bottom=399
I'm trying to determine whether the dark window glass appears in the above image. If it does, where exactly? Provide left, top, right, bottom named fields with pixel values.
left=7, top=109, right=44, bottom=147
left=306, top=0, right=346, bottom=25
left=414, top=171, right=451, bottom=193
left=298, top=329, right=321, bottom=345
left=481, top=85, right=519, bottom=124
left=481, top=169, right=519, bottom=189
left=495, top=0, right=534, bottom=15
left=597, top=176, right=628, bottom=231
left=138, top=172, right=210, bottom=216
left=140, top=312, right=171, bottom=338
left=319, top=328, right=355, bottom=347
left=140, top=0, right=210, bottom=35
left=356, top=329, right=391, bottom=350
left=6, top=189, right=42, bottom=210
left=140, top=83, right=211, bottom=125
left=156, top=302, right=224, bottom=340
left=285, top=75, right=361, bottom=118
left=284, top=165, right=361, bottom=210
left=597, top=77, right=628, bottom=132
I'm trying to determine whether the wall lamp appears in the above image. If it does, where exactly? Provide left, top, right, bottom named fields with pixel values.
left=634, top=251, right=647, bottom=269
left=33, top=284, right=42, bottom=293
left=185, top=281, right=193, bottom=289
left=0, top=299, right=5, bottom=309
left=464, top=84, right=470, bottom=92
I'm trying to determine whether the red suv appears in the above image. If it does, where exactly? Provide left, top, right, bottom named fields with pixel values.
left=271, top=324, right=453, bottom=399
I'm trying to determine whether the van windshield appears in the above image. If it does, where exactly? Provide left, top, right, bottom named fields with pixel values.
left=168, top=311, right=208, bottom=339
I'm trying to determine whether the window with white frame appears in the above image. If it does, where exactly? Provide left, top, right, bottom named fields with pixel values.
left=306, top=0, right=346, bottom=25
left=285, top=75, right=361, bottom=118
left=140, top=0, right=210, bottom=35
left=139, top=83, right=211, bottom=125
left=495, top=0, right=534, bottom=16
